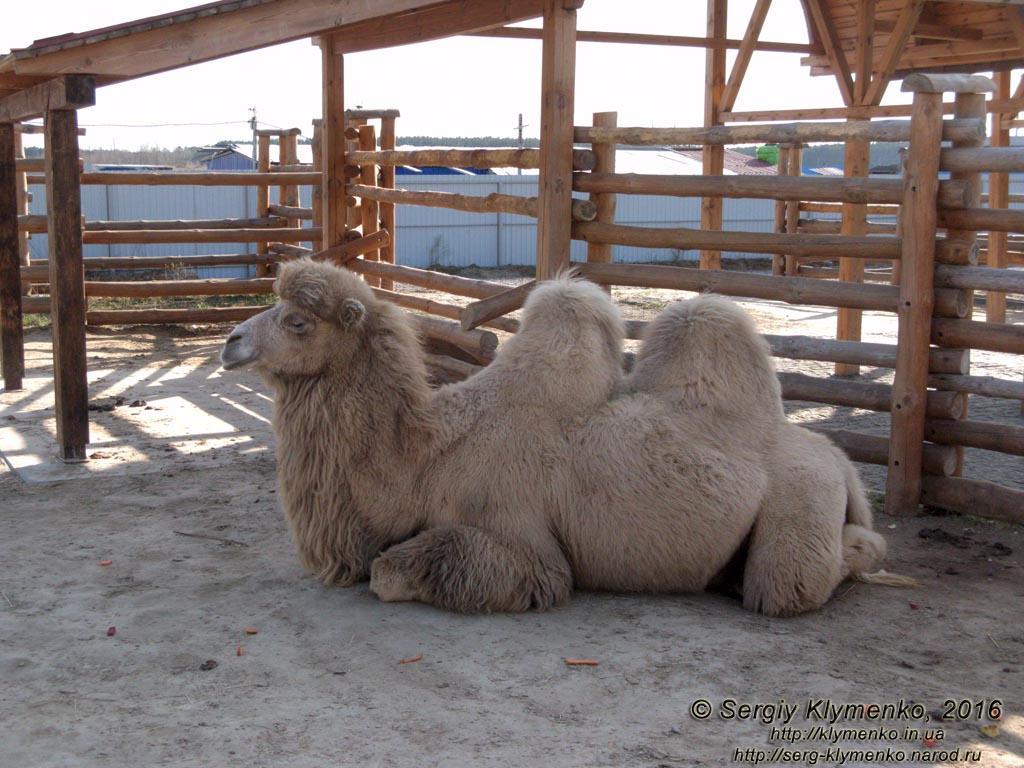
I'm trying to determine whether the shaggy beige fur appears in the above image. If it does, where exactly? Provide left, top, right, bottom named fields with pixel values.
left=220, top=259, right=885, bottom=615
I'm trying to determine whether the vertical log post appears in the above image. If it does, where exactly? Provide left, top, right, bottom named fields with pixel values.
left=944, top=90, right=986, bottom=477
left=357, top=124, right=380, bottom=288
left=771, top=145, right=789, bottom=275
left=320, top=36, right=347, bottom=252
left=535, top=0, right=579, bottom=281
left=783, top=144, right=803, bottom=276
left=279, top=129, right=300, bottom=232
left=835, top=137, right=870, bottom=376
left=45, top=109, right=89, bottom=461
left=379, top=114, right=397, bottom=291
left=885, top=85, right=944, bottom=515
left=987, top=71, right=1010, bottom=322
left=311, top=119, right=324, bottom=252
left=14, top=127, right=31, bottom=293
left=700, top=0, right=727, bottom=271
left=0, top=122, right=25, bottom=391
left=586, top=111, right=617, bottom=290
left=255, top=134, right=271, bottom=277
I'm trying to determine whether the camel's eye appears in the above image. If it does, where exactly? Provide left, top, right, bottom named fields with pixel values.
left=281, top=312, right=314, bottom=335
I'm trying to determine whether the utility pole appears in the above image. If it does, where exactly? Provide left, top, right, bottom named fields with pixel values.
left=516, top=113, right=526, bottom=176
left=249, top=107, right=257, bottom=170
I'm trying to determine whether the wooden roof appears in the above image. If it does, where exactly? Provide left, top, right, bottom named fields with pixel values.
left=1, top=0, right=1023, bottom=120
left=800, top=0, right=1024, bottom=106
left=0, top=0, right=545, bottom=101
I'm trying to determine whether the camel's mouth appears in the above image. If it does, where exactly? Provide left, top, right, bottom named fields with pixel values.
left=220, top=328, right=258, bottom=371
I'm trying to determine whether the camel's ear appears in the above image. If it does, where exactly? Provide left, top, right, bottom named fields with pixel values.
left=339, top=298, right=366, bottom=329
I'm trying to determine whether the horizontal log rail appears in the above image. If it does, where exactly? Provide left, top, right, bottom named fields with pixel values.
left=934, top=238, right=980, bottom=266
left=571, top=260, right=968, bottom=316
left=799, top=219, right=897, bottom=235
left=82, top=227, right=321, bottom=245
left=932, top=317, right=1024, bottom=354
left=921, top=476, right=1024, bottom=524
left=415, top=315, right=498, bottom=363
left=19, top=297, right=270, bottom=321
left=763, top=334, right=968, bottom=374
left=460, top=281, right=537, bottom=331
left=371, top=287, right=521, bottom=334
left=267, top=204, right=313, bottom=220
left=940, top=147, right=1024, bottom=174
left=572, top=118, right=983, bottom=146
left=811, top=427, right=956, bottom=477
left=18, top=215, right=291, bottom=235
left=938, top=207, right=1024, bottom=233
left=779, top=372, right=964, bottom=420
left=572, top=220, right=901, bottom=260
left=796, top=266, right=894, bottom=284
left=925, top=418, right=1024, bottom=457
left=800, top=202, right=898, bottom=215
left=573, top=174, right=970, bottom=208
left=25, top=171, right=323, bottom=186
left=347, top=183, right=598, bottom=222
left=82, top=278, right=275, bottom=298
left=346, top=147, right=597, bottom=172
left=929, top=373, right=1024, bottom=401
left=24, top=253, right=278, bottom=274
left=345, top=259, right=507, bottom=300
left=934, top=264, right=1024, bottom=294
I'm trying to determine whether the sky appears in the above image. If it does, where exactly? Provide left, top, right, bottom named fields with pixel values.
left=2, top=0, right=916, bottom=151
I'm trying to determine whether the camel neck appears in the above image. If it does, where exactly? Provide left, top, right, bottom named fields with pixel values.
left=267, top=343, right=436, bottom=583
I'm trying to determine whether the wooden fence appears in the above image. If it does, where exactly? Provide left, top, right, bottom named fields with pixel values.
left=2, top=81, right=1021, bottom=523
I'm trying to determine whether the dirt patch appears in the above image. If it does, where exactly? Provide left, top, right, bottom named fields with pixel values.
left=2, top=289, right=1022, bottom=767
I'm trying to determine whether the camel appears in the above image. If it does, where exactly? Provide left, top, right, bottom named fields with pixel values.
left=220, top=258, right=887, bottom=615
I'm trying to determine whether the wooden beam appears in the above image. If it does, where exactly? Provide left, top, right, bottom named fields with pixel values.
left=535, top=0, right=578, bottom=281
left=835, top=138, right=869, bottom=376
left=45, top=109, right=89, bottom=462
left=0, top=75, right=95, bottom=123
left=585, top=112, right=617, bottom=275
left=803, top=0, right=854, bottom=105
left=320, top=37, right=346, bottom=251
left=378, top=115, right=397, bottom=291
left=328, top=0, right=545, bottom=53
left=988, top=71, right=1011, bottom=323
left=0, top=123, right=24, bottom=391
left=466, top=26, right=812, bottom=54
left=11, top=0, right=544, bottom=81
left=864, top=1, right=924, bottom=106
left=701, top=0, right=727, bottom=271
left=885, top=88, right=943, bottom=516
left=722, top=101, right=957, bottom=122
left=852, top=0, right=874, bottom=106
left=719, top=0, right=772, bottom=114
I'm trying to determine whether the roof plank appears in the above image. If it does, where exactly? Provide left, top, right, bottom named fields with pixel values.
left=8, top=0, right=542, bottom=82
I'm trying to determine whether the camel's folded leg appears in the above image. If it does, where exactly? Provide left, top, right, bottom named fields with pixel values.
left=741, top=481, right=847, bottom=618
left=369, top=525, right=572, bottom=613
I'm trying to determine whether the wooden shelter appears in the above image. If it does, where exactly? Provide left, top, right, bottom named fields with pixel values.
left=0, top=0, right=1022, bottom=521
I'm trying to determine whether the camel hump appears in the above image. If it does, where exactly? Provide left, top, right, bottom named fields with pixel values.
left=484, top=274, right=625, bottom=412
left=629, top=294, right=782, bottom=417
left=520, top=274, right=625, bottom=346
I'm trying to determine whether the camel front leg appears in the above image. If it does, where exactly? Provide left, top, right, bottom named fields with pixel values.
left=370, top=525, right=572, bottom=613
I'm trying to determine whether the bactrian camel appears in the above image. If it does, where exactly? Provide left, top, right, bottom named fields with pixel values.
left=220, top=258, right=888, bottom=616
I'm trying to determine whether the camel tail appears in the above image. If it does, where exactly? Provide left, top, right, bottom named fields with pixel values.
left=839, top=448, right=873, bottom=529
left=836, top=450, right=920, bottom=587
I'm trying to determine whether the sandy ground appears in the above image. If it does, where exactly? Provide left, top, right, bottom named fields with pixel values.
left=2, top=285, right=1022, bottom=768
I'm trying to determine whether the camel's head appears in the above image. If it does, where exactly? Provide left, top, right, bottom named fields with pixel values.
left=220, top=259, right=373, bottom=379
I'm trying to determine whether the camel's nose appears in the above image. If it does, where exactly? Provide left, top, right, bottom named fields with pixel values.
left=226, top=330, right=243, bottom=345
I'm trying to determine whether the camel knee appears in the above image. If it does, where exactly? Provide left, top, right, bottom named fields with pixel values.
left=369, top=555, right=423, bottom=603
left=841, top=524, right=886, bottom=579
